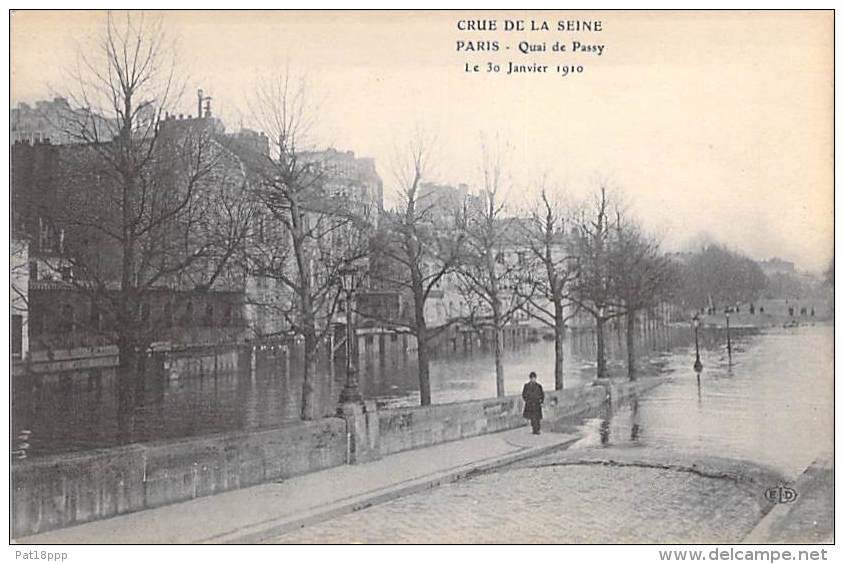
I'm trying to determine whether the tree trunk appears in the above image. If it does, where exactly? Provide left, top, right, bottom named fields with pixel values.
left=554, top=302, right=565, bottom=390
left=290, top=200, right=319, bottom=421
left=417, top=341, right=432, bottom=406
left=118, top=131, right=138, bottom=371
left=494, top=325, right=505, bottom=396
left=410, top=273, right=433, bottom=405
left=596, top=316, right=607, bottom=379
left=416, top=324, right=432, bottom=406
left=301, top=329, right=317, bottom=420
left=626, top=310, right=637, bottom=381
left=491, top=294, right=505, bottom=396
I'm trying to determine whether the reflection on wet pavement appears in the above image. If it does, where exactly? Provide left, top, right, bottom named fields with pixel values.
left=571, top=325, right=833, bottom=478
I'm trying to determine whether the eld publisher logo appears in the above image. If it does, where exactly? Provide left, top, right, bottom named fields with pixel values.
left=764, top=483, right=798, bottom=504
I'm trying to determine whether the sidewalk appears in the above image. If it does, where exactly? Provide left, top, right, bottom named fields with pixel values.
left=743, top=454, right=834, bottom=544
left=17, top=425, right=579, bottom=544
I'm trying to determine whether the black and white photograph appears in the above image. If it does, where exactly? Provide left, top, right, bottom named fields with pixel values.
left=6, top=7, right=835, bottom=550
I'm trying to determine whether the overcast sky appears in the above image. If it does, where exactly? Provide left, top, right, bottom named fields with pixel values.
left=10, top=10, right=833, bottom=272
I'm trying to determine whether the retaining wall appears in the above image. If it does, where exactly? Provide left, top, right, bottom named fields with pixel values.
left=376, top=384, right=610, bottom=456
left=11, top=418, right=347, bottom=538
left=12, top=377, right=662, bottom=538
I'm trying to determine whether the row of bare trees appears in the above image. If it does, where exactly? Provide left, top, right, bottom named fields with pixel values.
left=22, top=13, right=678, bottom=421
left=371, top=135, right=680, bottom=406
left=18, top=15, right=364, bottom=425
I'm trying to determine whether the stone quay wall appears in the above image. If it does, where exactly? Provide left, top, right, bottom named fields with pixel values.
left=12, top=377, right=661, bottom=538
left=11, top=419, right=347, bottom=538
left=374, top=385, right=605, bottom=457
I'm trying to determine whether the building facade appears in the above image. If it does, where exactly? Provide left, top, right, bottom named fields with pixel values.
left=10, top=107, right=257, bottom=355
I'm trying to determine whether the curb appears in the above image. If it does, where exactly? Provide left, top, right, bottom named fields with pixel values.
left=202, top=434, right=581, bottom=544
left=742, top=455, right=834, bottom=544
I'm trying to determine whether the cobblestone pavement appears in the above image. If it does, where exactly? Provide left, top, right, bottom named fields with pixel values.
left=272, top=446, right=780, bottom=544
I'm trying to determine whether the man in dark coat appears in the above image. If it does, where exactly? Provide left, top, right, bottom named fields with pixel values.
left=522, top=371, right=545, bottom=434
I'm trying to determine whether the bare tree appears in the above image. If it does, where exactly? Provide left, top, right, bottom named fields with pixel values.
left=568, top=184, right=627, bottom=379
left=244, top=70, right=371, bottom=420
left=44, top=12, right=253, bottom=369
left=368, top=131, right=466, bottom=405
left=457, top=139, right=527, bottom=397
left=519, top=188, right=579, bottom=390
left=611, top=219, right=679, bottom=380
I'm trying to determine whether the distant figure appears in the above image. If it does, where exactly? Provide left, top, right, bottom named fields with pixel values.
left=749, top=303, right=755, bottom=315
left=522, top=371, right=545, bottom=435
left=788, top=306, right=794, bottom=317
left=811, top=307, right=815, bottom=317
left=630, top=395, right=642, bottom=441
left=760, top=306, right=765, bottom=314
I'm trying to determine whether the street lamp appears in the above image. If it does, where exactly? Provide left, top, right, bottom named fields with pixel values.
left=725, top=309, right=732, bottom=365
left=692, top=314, right=703, bottom=372
left=597, top=305, right=607, bottom=379
left=338, top=263, right=363, bottom=406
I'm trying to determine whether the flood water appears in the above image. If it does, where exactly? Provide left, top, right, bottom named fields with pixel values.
left=12, top=321, right=831, bottom=470
left=572, top=324, right=834, bottom=478
left=11, top=322, right=681, bottom=458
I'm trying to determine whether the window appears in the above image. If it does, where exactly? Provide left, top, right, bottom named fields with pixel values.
left=38, top=218, right=51, bottom=252
left=30, top=310, right=43, bottom=337
left=163, top=301, right=174, bottom=328
left=60, top=303, right=74, bottom=333
left=182, top=301, right=194, bottom=327
left=89, top=300, right=101, bottom=331
left=12, top=315, right=23, bottom=357
left=203, top=304, right=214, bottom=327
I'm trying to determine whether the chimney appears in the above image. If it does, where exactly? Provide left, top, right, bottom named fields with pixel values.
left=197, top=88, right=204, bottom=118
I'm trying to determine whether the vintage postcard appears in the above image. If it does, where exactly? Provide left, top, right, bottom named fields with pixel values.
left=8, top=8, right=834, bottom=551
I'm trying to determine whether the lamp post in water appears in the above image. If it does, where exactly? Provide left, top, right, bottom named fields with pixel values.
left=725, top=309, right=732, bottom=365
left=597, top=305, right=607, bottom=379
left=338, top=263, right=362, bottom=406
left=692, top=314, right=703, bottom=372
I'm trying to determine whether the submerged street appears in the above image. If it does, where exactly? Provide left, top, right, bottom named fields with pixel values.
left=272, top=325, right=833, bottom=544
left=14, top=325, right=833, bottom=545
left=12, top=324, right=684, bottom=457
